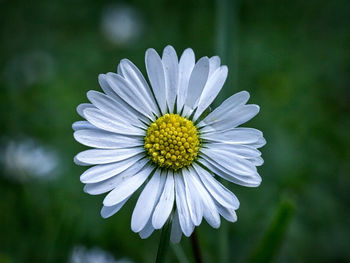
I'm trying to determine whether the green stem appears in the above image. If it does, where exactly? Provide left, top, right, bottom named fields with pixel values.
left=155, top=220, right=171, bottom=263
left=218, top=219, right=229, bottom=263
left=171, top=243, right=189, bottom=263
left=190, top=229, right=203, bottom=263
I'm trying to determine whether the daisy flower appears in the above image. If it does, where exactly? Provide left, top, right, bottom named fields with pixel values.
left=73, top=45, right=265, bottom=243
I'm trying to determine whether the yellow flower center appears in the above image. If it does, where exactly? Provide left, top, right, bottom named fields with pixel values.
left=144, top=114, right=200, bottom=170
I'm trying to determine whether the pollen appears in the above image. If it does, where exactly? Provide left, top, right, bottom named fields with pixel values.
left=144, top=114, right=200, bottom=170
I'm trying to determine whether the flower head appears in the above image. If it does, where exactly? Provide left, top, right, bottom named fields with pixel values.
left=144, top=113, right=200, bottom=170
left=73, top=46, right=265, bottom=242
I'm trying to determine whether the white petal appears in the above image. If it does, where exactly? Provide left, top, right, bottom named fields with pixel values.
left=106, top=73, right=156, bottom=120
left=103, top=163, right=154, bottom=206
left=189, top=167, right=221, bottom=228
left=248, top=156, right=264, bottom=166
left=193, top=163, right=239, bottom=210
left=201, top=148, right=257, bottom=175
left=75, top=147, right=144, bottom=165
left=198, top=157, right=261, bottom=187
left=80, top=153, right=144, bottom=183
left=250, top=136, right=267, bottom=148
left=119, top=59, right=160, bottom=116
left=72, top=121, right=96, bottom=131
left=74, top=129, right=143, bottom=149
left=193, top=66, right=228, bottom=121
left=84, top=108, right=145, bottom=136
left=74, top=155, right=90, bottom=166
left=174, top=172, right=195, bottom=237
left=198, top=91, right=250, bottom=128
left=162, top=45, right=179, bottom=112
left=205, top=143, right=261, bottom=159
left=177, top=48, right=195, bottom=112
left=184, top=57, right=210, bottom=111
left=87, top=90, right=146, bottom=129
left=152, top=171, right=175, bottom=229
left=170, top=209, right=182, bottom=243
left=101, top=198, right=129, bottom=218
left=182, top=169, right=203, bottom=226
left=77, top=103, right=94, bottom=118
left=200, top=104, right=260, bottom=132
left=98, top=74, right=120, bottom=101
left=117, top=63, right=123, bottom=75
left=139, top=218, right=155, bottom=239
left=83, top=158, right=149, bottom=195
left=201, top=128, right=263, bottom=143
left=145, top=48, right=167, bottom=114
left=216, top=203, right=237, bottom=223
left=208, top=56, right=221, bottom=77
left=131, top=169, right=166, bottom=232
left=99, top=74, right=149, bottom=124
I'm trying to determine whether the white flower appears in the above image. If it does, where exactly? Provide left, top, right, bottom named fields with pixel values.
left=1, top=138, right=59, bottom=182
left=101, top=4, right=143, bottom=46
left=70, top=245, right=133, bottom=263
left=73, top=45, right=266, bottom=243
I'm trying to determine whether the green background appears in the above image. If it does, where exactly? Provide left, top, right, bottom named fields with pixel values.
left=0, top=0, right=349, bottom=262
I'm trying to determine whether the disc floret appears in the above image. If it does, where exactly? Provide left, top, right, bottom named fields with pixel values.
left=144, top=114, right=200, bottom=170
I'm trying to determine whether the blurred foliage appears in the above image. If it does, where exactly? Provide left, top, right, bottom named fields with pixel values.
left=247, top=198, right=295, bottom=263
left=0, top=0, right=349, bottom=262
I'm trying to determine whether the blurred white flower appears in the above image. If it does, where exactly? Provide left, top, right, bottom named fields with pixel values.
left=0, top=138, right=59, bottom=182
left=2, top=50, right=55, bottom=89
left=69, top=245, right=133, bottom=263
left=101, top=4, right=143, bottom=46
